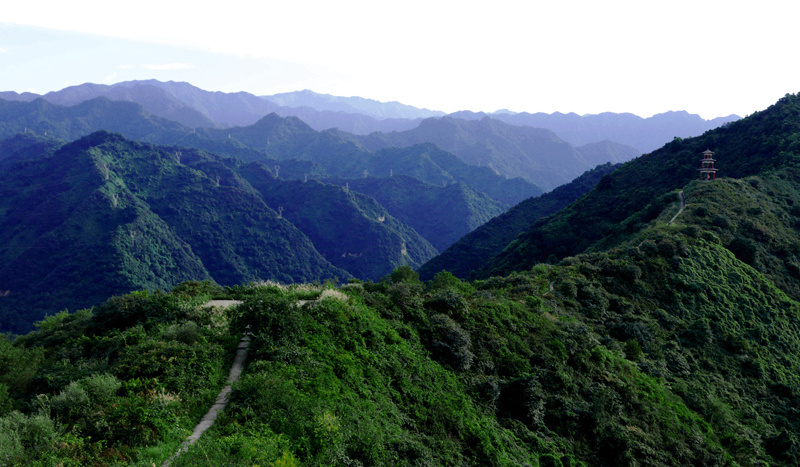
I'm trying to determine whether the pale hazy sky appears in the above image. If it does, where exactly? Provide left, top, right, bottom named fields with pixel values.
left=2, top=0, right=799, bottom=119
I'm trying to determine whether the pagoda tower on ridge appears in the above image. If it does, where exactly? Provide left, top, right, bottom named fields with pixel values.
left=699, top=149, right=717, bottom=181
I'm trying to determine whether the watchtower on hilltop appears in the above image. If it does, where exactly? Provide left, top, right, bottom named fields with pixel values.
left=699, top=149, right=717, bottom=181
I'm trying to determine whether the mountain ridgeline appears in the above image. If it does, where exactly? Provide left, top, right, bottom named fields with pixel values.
left=5, top=80, right=738, bottom=151
left=0, top=97, right=544, bottom=206
left=352, top=116, right=639, bottom=190
left=480, top=93, right=800, bottom=284
left=418, top=162, right=621, bottom=280
left=6, top=89, right=800, bottom=464
left=2, top=82, right=800, bottom=466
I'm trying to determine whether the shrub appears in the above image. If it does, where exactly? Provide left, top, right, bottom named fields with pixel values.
left=0, top=411, right=59, bottom=464
left=424, top=288, right=470, bottom=320
left=163, top=320, right=202, bottom=344
left=428, top=314, right=474, bottom=371
left=90, top=290, right=183, bottom=333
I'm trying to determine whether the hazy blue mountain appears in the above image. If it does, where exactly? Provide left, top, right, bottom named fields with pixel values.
left=43, top=82, right=219, bottom=128
left=26, top=80, right=425, bottom=134
left=450, top=109, right=740, bottom=153
left=262, top=89, right=445, bottom=120
left=576, top=140, right=641, bottom=166
left=0, top=97, right=542, bottom=206
left=197, top=114, right=544, bottom=206
left=0, top=91, right=39, bottom=102
left=112, top=80, right=283, bottom=127
left=351, top=116, right=637, bottom=191
left=270, top=105, right=424, bottom=134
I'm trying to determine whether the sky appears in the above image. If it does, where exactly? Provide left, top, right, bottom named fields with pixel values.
left=2, top=0, right=799, bottom=119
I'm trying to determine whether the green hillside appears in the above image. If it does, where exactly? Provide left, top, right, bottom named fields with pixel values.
left=480, top=93, right=800, bottom=280
left=322, top=174, right=506, bottom=251
left=5, top=91, right=800, bottom=466
left=0, top=132, right=349, bottom=333
left=5, top=199, right=800, bottom=464
left=0, top=98, right=542, bottom=207
left=418, top=162, right=620, bottom=281
left=238, top=164, right=438, bottom=281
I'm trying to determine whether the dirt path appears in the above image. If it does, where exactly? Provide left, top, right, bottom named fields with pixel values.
left=162, top=301, right=246, bottom=467
left=668, top=191, right=686, bottom=225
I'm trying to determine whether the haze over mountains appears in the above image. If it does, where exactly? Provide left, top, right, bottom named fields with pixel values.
left=1, top=79, right=738, bottom=154
left=0, top=79, right=745, bottom=333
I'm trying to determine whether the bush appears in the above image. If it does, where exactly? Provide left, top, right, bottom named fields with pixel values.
left=0, top=411, right=59, bottom=465
left=163, top=320, right=202, bottom=344
left=424, top=288, right=470, bottom=320
left=90, top=290, right=183, bottom=333
left=428, top=314, right=474, bottom=371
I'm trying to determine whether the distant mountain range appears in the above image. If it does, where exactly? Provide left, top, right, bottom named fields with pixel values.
left=346, top=116, right=639, bottom=190
left=450, top=109, right=740, bottom=153
left=262, top=89, right=445, bottom=120
left=0, top=96, right=544, bottom=206
left=1, top=79, right=738, bottom=154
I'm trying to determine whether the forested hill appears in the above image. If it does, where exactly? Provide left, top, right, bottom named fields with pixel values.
left=418, top=162, right=620, bottom=280
left=0, top=97, right=543, bottom=207
left=479, top=92, right=800, bottom=285
left=321, top=174, right=506, bottom=251
left=5, top=94, right=800, bottom=466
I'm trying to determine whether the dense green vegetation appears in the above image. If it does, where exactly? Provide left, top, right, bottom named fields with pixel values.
left=0, top=132, right=350, bottom=333
left=239, top=165, right=438, bottom=281
left=3, top=86, right=797, bottom=466
left=419, top=163, right=619, bottom=280
left=323, top=174, right=506, bottom=251
left=481, top=93, right=800, bottom=280
left=6, top=199, right=800, bottom=465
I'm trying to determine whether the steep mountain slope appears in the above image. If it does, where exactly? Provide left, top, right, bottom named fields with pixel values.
left=0, top=132, right=350, bottom=333
left=480, top=93, right=800, bottom=288
left=199, top=115, right=543, bottom=206
left=353, top=116, right=638, bottom=190
left=0, top=133, right=62, bottom=171
left=0, top=98, right=541, bottom=206
left=8, top=200, right=800, bottom=464
left=418, top=162, right=620, bottom=280
left=0, top=97, right=192, bottom=143
left=322, top=174, right=506, bottom=251
left=237, top=164, right=438, bottom=281
left=451, top=109, right=740, bottom=153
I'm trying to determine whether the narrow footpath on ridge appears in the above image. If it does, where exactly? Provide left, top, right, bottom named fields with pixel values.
left=162, top=291, right=350, bottom=465
left=162, top=300, right=245, bottom=467
left=668, top=190, right=686, bottom=225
